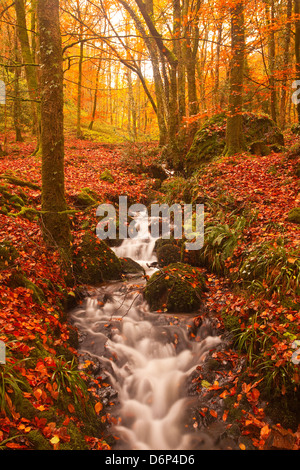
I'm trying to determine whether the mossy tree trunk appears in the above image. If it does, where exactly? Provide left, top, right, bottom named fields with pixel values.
left=37, top=0, right=71, bottom=256
left=224, top=1, right=245, bottom=157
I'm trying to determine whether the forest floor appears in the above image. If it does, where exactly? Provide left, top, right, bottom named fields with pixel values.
left=0, top=131, right=299, bottom=450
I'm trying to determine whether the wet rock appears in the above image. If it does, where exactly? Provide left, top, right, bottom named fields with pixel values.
left=120, top=257, right=145, bottom=275
left=145, top=262, right=207, bottom=313
left=73, top=230, right=122, bottom=284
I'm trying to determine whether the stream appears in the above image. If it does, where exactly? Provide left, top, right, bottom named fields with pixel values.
left=70, top=212, right=229, bottom=451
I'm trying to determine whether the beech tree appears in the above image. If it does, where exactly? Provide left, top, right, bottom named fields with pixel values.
left=225, top=0, right=245, bottom=157
left=37, top=0, right=71, bottom=254
left=14, top=0, right=40, bottom=150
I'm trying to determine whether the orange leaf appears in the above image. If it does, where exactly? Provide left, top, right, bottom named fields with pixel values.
left=260, top=424, right=271, bottom=440
left=33, top=388, right=43, bottom=400
left=209, top=409, right=218, bottom=418
left=68, top=404, right=75, bottom=413
left=95, top=402, right=103, bottom=414
left=222, top=410, right=229, bottom=422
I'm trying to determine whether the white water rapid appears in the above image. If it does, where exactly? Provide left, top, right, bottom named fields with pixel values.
left=70, top=211, right=222, bottom=450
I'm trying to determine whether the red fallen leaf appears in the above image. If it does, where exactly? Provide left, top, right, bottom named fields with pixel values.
left=6, top=443, right=27, bottom=449
left=209, top=409, right=218, bottom=418
left=246, top=388, right=260, bottom=404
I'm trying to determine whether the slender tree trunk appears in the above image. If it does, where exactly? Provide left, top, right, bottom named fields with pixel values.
left=13, top=32, right=24, bottom=142
left=266, top=0, right=277, bottom=123
left=76, top=39, right=84, bottom=138
left=225, top=1, right=245, bottom=157
left=126, top=69, right=137, bottom=140
left=279, top=0, right=292, bottom=129
left=14, top=0, right=40, bottom=148
left=295, top=0, right=300, bottom=122
left=37, top=0, right=71, bottom=254
left=213, top=21, right=223, bottom=111
left=88, top=60, right=101, bottom=130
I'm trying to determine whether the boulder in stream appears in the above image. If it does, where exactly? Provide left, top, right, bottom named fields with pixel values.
left=145, top=262, right=207, bottom=313
left=73, top=230, right=122, bottom=284
left=120, top=257, right=145, bottom=275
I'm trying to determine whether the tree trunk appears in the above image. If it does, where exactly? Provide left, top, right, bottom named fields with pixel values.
left=295, top=0, right=300, bottom=123
left=76, top=39, right=84, bottom=139
left=15, top=0, right=40, bottom=143
left=279, top=0, right=292, bottom=129
left=266, top=0, right=277, bottom=123
left=88, top=60, right=101, bottom=130
left=37, top=0, right=71, bottom=255
left=14, top=32, right=24, bottom=142
left=14, top=0, right=40, bottom=148
left=225, top=1, right=245, bottom=157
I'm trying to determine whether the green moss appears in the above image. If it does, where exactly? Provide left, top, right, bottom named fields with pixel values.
left=1, top=174, right=40, bottom=190
left=27, top=430, right=52, bottom=450
left=73, top=188, right=97, bottom=208
left=160, top=176, right=197, bottom=204
left=60, top=421, right=90, bottom=450
left=145, top=262, right=206, bottom=313
left=100, top=169, right=114, bottom=183
left=16, top=397, right=37, bottom=420
left=120, top=257, right=145, bottom=274
left=287, top=207, right=300, bottom=224
left=73, top=231, right=122, bottom=284
left=10, top=206, right=39, bottom=221
left=156, top=243, right=181, bottom=267
left=184, top=112, right=284, bottom=176
left=221, top=311, right=241, bottom=333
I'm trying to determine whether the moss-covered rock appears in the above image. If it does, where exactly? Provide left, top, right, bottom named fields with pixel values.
left=287, top=207, right=300, bottom=224
left=156, top=243, right=181, bottom=267
left=100, top=169, right=114, bottom=183
left=73, top=188, right=98, bottom=208
left=73, top=231, right=122, bottom=285
left=145, top=262, right=206, bottom=313
left=249, top=140, right=271, bottom=156
left=184, top=112, right=285, bottom=176
left=120, top=257, right=145, bottom=275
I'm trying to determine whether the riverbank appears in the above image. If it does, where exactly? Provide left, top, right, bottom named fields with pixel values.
left=0, top=135, right=299, bottom=450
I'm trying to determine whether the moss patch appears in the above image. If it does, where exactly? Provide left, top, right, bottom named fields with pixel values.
left=287, top=207, right=300, bottom=224
left=100, top=169, right=114, bottom=183
left=156, top=243, right=181, bottom=267
left=120, top=257, right=145, bottom=274
left=73, top=188, right=98, bottom=208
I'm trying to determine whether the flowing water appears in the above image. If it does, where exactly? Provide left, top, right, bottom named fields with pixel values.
left=70, top=212, right=222, bottom=450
